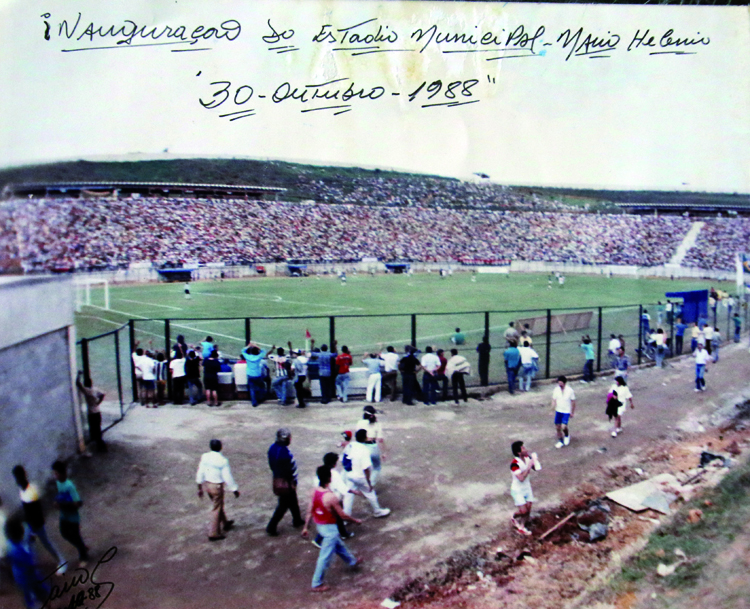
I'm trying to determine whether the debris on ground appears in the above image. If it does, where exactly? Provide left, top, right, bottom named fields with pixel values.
left=605, top=473, right=679, bottom=513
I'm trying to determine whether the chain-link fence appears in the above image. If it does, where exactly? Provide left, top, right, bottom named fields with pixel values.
left=77, top=323, right=131, bottom=437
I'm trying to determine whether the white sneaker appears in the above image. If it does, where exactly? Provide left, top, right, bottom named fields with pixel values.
left=695, top=388, right=700, bottom=392
left=616, top=428, right=622, bottom=433
left=555, top=441, right=564, bottom=449
left=374, top=508, right=391, bottom=518
left=563, top=436, right=571, bottom=446
left=611, top=430, right=618, bottom=438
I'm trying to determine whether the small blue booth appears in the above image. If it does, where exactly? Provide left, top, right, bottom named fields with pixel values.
left=665, top=289, right=709, bottom=325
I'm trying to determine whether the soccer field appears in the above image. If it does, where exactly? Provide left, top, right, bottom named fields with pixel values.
left=76, top=272, right=737, bottom=400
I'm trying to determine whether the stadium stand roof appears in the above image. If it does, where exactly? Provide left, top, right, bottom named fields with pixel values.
left=2, top=181, right=286, bottom=200
left=615, top=202, right=750, bottom=216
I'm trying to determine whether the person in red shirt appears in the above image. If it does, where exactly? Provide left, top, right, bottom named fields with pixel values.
left=335, top=346, right=354, bottom=403
left=435, top=349, right=449, bottom=402
left=302, top=466, right=361, bottom=591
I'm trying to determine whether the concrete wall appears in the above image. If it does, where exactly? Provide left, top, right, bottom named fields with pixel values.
left=72, top=260, right=736, bottom=286
left=0, top=276, right=80, bottom=512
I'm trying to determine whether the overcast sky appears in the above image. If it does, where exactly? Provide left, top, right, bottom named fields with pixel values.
left=1, top=0, right=748, bottom=191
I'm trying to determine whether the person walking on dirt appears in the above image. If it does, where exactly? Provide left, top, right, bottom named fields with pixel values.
left=606, top=376, right=634, bottom=438
left=301, top=466, right=362, bottom=592
left=12, top=465, right=66, bottom=573
left=266, top=428, right=305, bottom=536
left=51, top=461, right=89, bottom=566
left=509, top=441, right=538, bottom=536
left=551, top=376, right=576, bottom=449
left=341, top=429, right=391, bottom=518
left=196, top=439, right=240, bottom=541
left=356, top=405, right=386, bottom=486
left=613, top=347, right=630, bottom=381
left=693, top=342, right=713, bottom=392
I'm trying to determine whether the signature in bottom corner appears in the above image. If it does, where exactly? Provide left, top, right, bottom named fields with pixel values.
left=41, top=546, right=117, bottom=609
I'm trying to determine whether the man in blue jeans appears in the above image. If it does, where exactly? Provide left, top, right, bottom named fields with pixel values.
left=301, top=466, right=361, bottom=592
left=241, top=342, right=267, bottom=407
left=503, top=340, right=521, bottom=395
left=317, top=342, right=337, bottom=404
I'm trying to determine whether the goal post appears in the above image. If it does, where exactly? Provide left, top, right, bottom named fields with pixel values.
left=74, top=277, right=110, bottom=311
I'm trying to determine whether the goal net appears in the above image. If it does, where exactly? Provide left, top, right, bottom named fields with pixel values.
left=74, top=277, right=110, bottom=311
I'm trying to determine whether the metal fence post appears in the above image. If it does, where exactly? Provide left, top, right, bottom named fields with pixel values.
left=329, top=316, right=336, bottom=348
left=81, top=338, right=90, bottom=384
left=114, top=331, right=124, bottom=419
left=129, top=319, right=137, bottom=403
left=637, top=305, right=643, bottom=365
left=484, top=311, right=490, bottom=341
left=545, top=309, right=552, bottom=379
left=411, top=314, right=417, bottom=348
left=669, top=310, right=674, bottom=360
left=164, top=319, right=172, bottom=401
left=245, top=318, right=251, bottom=344
left=596, top=307, right=602, bottom=372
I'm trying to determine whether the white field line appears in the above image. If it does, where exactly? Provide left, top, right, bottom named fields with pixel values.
left=347, top=323, right=513, bottom=352
left=118, top=298, right=183, bottom=311
left=200, top=291, right=364, bottom=313
left=85, top=305, right=272, bottom=347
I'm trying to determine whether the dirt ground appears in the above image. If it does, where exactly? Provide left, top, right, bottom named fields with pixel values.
left=3, top=342, right=750, bottom=609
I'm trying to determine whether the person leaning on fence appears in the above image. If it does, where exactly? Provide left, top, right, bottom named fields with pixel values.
left=76, top=371, right=107, bottom=453
left=379, top=346, right=399, bottom=402
left=169, top=352, right=186, bottom=405
left=155, top=352, right=168, bottom=405
left=503, top=340, right=521, bottom=395
left=241, top=342, right=267, bottom=407
left=435, top=348, right=449, bottom=401
left=476, top=336, right=491, bottom=387
left=580, top=335, right=595, bottom=383
left=362, top=352, right=383, bottom=403
left=733, top=312, right=742, bottom=343
left=445, top=348, right=470, bottom=403
left=518, top=341, right=539, bottom=392
left=289, top=343, right=309, bottom=409
left=185, top=350, right=203, bottom=405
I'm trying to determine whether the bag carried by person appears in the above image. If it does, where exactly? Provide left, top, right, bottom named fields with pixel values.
left=272, top=477, right=291, bottom=496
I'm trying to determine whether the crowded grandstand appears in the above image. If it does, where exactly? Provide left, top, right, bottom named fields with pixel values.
left=0, top=169, right=748, bottom=273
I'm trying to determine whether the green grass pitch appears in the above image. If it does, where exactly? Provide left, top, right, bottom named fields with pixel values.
left=76, top=272, right=736, bottom=398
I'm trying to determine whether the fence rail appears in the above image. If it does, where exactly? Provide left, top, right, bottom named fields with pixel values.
left=76, top=299, right=749, bottom=410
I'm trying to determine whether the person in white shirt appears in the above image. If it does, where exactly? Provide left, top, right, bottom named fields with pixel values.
left=420, top=346, right=441, bottom=405
left=341, top=430, right=390, bottom=518
left=445, top=348, right=471, bottom=404
left=380, top=346, right=400, bottom=402
left=132, top=345, right=145, bottom=403
left=195, top=439, right=240, bottom=541
left=362, top=353, right=383, bottom=403
left=169, top=353, right=186, bottom=405
left=607, top=335, right=621, bottom=368
left=606, top=376, right=634, bottom=438
left=693, top=343, right=713, bottom=392
left=356, top=405, right=386, bottom=485
left=138, top=351, right=157, bottom=407
left=703, top=325, right=714, bottom=356
left=551, top=376, right=576, bottom=449
left=509, top=441, right=538, bottom=536
left=518, top=341, right=539, bottom=392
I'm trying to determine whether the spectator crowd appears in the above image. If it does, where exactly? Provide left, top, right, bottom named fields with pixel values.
left=681, top=217, right=750, bottom=271
left=0, top=195, right=705, bottom=272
